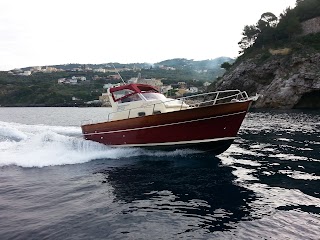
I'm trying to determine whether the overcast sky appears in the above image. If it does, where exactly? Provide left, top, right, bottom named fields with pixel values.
left=0, top=0, right=296, bottom=70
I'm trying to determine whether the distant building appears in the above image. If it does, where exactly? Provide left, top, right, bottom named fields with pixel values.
left=128, top=73, right=141, bottom=84
left=71, top=68, right=83, bottom=72
left=128, top=77, right=139, bottom=84
left=187, top=87, right=198, bottom=94
left=128, top=73, right=163, bottom=90
left=9, top=68, right=32, bottom=76
left=99, top=93, right=111, bottom=107
left=159, top=65, right=176, bottom=70
left=93, top=68, right=106, bottom=73
left=20, top=71, right=32, bottom=76
left=69, top=78, right=78, bottom=84
left=43, top=67, right=60, bottom=73
left=72, top=96, right=81, bottom=101
left=137, top=78, right=163, bottom=91
left=177, top=82, right=186, bottom=88
left=176, top=88, right=188, bottom=97
left=58, top=78, right=66, bottom=84
left=103, top=83, right=121, bottom=89
left=203, top=82, right=211, bottom=87
left=76, top=76, right=86, bottom=81
left=32, top=66, right=42, bottom=72
left=57, top=76, right=86, bottom=84
left=160, top=85, right=173, bottom=93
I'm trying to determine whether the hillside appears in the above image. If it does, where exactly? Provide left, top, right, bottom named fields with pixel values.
left=0, top=57, right=233, bottom=107
left=155, top=57, right=234, bottom=71
left=210, top=44, right=320, bottom=108
left=210, top=0, right=320, bottom=109
left=24, top=57, right=233, bottom=80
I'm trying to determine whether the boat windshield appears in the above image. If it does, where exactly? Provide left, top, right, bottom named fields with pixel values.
left=112, top=89, right=143, bottom=103
left=112, top=89, right=135, bottom=101
left=141, top=92, right=167, bottom=101
left=120, top=93, right=142, bottom=103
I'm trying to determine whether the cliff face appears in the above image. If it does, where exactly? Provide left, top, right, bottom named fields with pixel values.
left=300, top=16, right=320, bottom=36
left=213, top=51, right=320, bottom=109
left=212, top=15, right=320, bottom=109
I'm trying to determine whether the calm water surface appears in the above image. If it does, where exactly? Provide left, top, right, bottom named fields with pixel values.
left=0, top=107, right=319, bottom=239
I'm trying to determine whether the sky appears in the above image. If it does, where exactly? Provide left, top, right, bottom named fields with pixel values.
left=0, top=0, right=296, bottom=70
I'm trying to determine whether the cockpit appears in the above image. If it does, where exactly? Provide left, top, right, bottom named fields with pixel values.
left=110, top=84, right=160, bottom=104
left=107, top=84, right=189, bottom=121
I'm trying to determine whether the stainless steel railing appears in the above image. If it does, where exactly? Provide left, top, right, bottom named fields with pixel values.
left=87, top=89, right=251, bottom=124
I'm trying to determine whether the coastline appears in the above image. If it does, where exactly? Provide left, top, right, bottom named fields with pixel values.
left=0, top=103, right=103, bottom=107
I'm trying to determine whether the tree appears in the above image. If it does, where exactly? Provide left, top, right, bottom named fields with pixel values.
left=276, top=7, right=302, bottom=39
left=255, top=12, right=278, bottom=46
left=257, top=12, right=278, bottom=30
left=220, top=62, right=232, bottom=70
left=239, top=12, right=278, bottom=52
left=238, top=25, right=259, bottom=52
left=295, top=0, right=320, bottom=21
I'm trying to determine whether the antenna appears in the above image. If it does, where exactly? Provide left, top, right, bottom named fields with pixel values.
left=111, top=63, right=126, bottom=84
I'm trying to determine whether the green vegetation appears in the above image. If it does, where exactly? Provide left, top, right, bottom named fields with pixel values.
left=0, top=58, right=230, bottom=106
left=0, top=72, right=104, bottom=106
left=220, top=62, right=232, bottom=70
left=238, top=0, right=320, bottom=55
left=155, top=57, right=233, bottom=71
left=299, top=32, right=320, bottom=50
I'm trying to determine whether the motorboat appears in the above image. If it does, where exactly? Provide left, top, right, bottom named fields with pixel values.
left=81, top=83, right=258, bottom=154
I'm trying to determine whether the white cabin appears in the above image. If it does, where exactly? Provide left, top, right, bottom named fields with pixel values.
left=107, top=84, right=189, bottom=121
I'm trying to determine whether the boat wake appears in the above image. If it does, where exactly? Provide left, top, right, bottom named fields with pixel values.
left=0, top=121, right=199, bottom=168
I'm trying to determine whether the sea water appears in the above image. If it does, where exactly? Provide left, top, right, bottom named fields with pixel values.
left=0, top=107, right=319, bottom=239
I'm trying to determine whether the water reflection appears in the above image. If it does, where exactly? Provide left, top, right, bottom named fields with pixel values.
left=220, top=110, right=320, bottom=217
left=96, top=155, right=256, bottom=232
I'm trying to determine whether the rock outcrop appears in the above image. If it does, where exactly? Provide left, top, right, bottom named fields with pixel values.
left=212, top=51, right=320, bottom=109
left=300, top=16, right=320, bottom=36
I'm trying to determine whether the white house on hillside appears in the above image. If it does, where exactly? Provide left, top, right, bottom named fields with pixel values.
left=188, top=87, right=198, bottom=94
left=103, top=83, right=121, bottom=89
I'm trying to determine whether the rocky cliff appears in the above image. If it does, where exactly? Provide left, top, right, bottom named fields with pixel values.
left=211, top=14, right=320, bottom=109
left=212, top=50, right=320, bottom=109
left=300, top=16, right=320, bottom=36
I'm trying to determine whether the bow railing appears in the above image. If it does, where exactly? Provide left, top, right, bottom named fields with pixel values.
left=84, top=89, right=252, bottom=124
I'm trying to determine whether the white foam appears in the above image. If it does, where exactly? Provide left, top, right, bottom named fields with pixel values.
left=0, top=124, right=28, bottom=141
left=0, top=121, right=198, bottom=168
left=0, top=121, right=81, bottom=138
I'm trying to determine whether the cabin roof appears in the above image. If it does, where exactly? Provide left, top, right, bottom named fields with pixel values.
left=109, top=84, right=158, bottom=93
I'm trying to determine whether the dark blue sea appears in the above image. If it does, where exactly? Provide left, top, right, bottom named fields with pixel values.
left=0, top=107, right=319, bottom=240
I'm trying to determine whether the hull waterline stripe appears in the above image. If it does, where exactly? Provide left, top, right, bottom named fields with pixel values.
left=109, top=137, right=237, bottom=148
left=83, top=110, right=247, bottom=136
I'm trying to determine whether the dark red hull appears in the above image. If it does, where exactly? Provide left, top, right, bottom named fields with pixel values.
left=81, top=100, right=252, bottom=154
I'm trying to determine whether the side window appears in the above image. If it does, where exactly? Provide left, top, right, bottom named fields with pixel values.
left=112, top=89, right=135, bottom=101
left=121, top=93, right=142, bottom=103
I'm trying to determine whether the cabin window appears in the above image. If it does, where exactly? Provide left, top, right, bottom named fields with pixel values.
left=121, top=93, right=142, bottom=103
left=113, top=89, right=135, bottom=101
left=141, top=92, right=167, bottom=101
left=112, top=89, right=142, bottom=103
left=138, top=112, right=146, bottom=117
